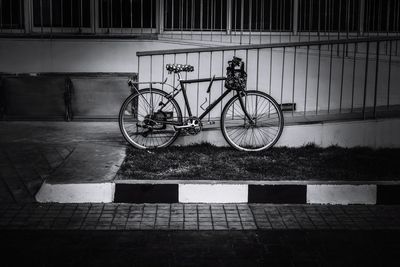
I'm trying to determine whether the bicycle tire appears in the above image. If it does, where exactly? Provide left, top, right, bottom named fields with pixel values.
left=119, top=88, right=182, bottom=149
left=221, top=90, right=284, bottom=152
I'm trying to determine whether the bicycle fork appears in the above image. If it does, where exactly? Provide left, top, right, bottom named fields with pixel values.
left=237, top=91, right=256, bottom=124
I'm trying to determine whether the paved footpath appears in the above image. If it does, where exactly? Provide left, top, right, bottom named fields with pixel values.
left=1, top=122, right=400, bottom=266
left=1, top=203, right=399, bottom=231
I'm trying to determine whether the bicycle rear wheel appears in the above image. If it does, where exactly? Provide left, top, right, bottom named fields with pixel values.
left=221, top=90, right=284, bottom=152
left=119, top=88, right=182, bottom=149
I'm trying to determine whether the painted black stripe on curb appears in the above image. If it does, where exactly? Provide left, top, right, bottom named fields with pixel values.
left=377, top=185, right=400, bottom=204
left=114, top=184, right=178, bottom=203
left=248, top=185, right=307, bottom=204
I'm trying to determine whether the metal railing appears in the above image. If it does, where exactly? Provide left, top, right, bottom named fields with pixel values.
left=98, top=0, right=157, bottom=34
left=161, top=0, right=400, bottom=45
left=1, top=0, right=400, bottom=42
left=0, top=0, right=24, bottom=33
left=136, top=37, right=400, bottom=122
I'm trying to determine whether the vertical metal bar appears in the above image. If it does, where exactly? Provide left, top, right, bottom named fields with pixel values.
left=206, top=0, right=209, bottom=34
left=23, top=0, right=32, bottom=33
left=256, top=48, right=259, bottom=91
left=372, top=0, right=376, bottom=34
left=299, top=0, right=303, bottom=41
left=346, top=0, right=350, bottom=52
left=337, top=0, right=342, bottom=40
left=150, top=55, right=153, bottom=83
left=0, top=0, right=2, bottom=30
left=220, top=0, right=223, bottom=42
left=327, top=44, right=333, bottom=113
left=289, top=0, right=292, bottom=42
left=161, top=55, right=165, bottom=91
left=291, top=46, right=297, bottom=116
left=387, top=40, right=392, bottom=109
left=386, top=0, right=391, bottom=36
left=150, top=0, right=153, bottom=33
left=248, top=0, right=252, bottom=44
left=362, top=41, right=370, bottom=118
left=240, top=0, right=244, bottom=44
left=40, top=0, right=43, bottom=34
left=99, top=0, right=103, bottom=29
left=281, top=0, right=285, bottom=43
left=350, top=42, right=357, bottom=113
left=303, top=45, right=309, bottom=116
left=184, top=53, right=188, bottom=117
left=377, top=0, right=382, bottom=35
left=180, top=0, right=183, bottom=39
left=220, top=50, right=224, bottom=113
left=339, top=44, right=345, bottom=113
left=191, top=0, right=194, bottom=39
left=196, top=52, right=201, bottom=116
left=255, top=0, right=259, bottom=43
left=137, top=56, right=140, bottom=82
left=293, top=0, right=299, bottom=36
left=185, top=0, right=188, bottom=33
left=316, top=44, right=321, bottom=114
left=200, top=0, right=203, bottom=40
left=359, top=0, right=365, bottom=36
left=19, top=0, right=23, bottom=30
left=269, top=0, right=272, bottom=43
left=172, top=0, right=174, bottom=34
left=80, top=0, right=83, bottom=29
left=118, top=0, right=122, bottom=30
left=269, top=47, right=273, bottom=95
left=324, top=0, right=328, bottom=36
left=10, top=0, right=12, bottom=30
left=318, top=0, right=321, bottom=40
left=211, top=0, right=215, bottom=41
left=50, top=0, right=53, bottom=34
left=157, top=0, right=163, bottom=34
left=109, top=0, right=111, bottom=30
left=226, top=0, right=232, bottom=37
left=308, top=0, right=312, bottom=41
left=233, top=0, right=237, bottom=42
left=140, top=0, right=143, bottom=33
left=208, top=51, right=212, bottom=120
left=130, top=0, right=133, bottom=30
left=280, top=47, right=285, bottom=105
left=373, top=41, right=380, bottom=118
left=395, top=1, right=400, bottom=35
left=260, top=0, right=264, bottom=43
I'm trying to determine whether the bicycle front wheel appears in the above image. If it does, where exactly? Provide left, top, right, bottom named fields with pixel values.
left=119, top=88, right=182, bottom=149
left=221, top=90, right=284, bottom=152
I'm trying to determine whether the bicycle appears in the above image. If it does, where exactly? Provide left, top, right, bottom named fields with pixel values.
left=119, top=56, right=284, bottom=152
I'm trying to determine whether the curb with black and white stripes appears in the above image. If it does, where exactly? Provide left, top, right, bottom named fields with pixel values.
left=36, top=180, right=400, bottom=204
left=113, top=181, right=400, bottom=205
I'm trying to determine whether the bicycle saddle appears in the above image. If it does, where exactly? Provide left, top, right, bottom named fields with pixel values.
left=166, top=64, right=194, bottom=73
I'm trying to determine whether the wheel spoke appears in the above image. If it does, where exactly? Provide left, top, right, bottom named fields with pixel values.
left=120, top=89, right=182, bottom=149
left=222, top=92, right=283, bottom=151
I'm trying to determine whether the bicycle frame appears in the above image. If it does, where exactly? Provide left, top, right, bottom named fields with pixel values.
left=131, top=73, right=253, bottom=126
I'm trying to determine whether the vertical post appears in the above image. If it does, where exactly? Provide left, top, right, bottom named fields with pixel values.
left=92, top=0, right=99, bottom=34
left=158, top=0, right=163, bottom=33
left=359, top=0, right=365, bottom=36
left=293, top=0, right=299, bottom=35
left=23, top=0, right=32, bottom=34
left=362, top=42, right=370, bottom=119
left=373, top=41, right=380, bottom=118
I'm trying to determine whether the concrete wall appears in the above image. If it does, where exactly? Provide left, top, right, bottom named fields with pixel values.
left=0, top=38, right=199, bottom=73
left=1, top=37, right=399, bottom=121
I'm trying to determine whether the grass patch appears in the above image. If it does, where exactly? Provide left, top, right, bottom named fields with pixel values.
left=117, top=144, right=400, bottom=181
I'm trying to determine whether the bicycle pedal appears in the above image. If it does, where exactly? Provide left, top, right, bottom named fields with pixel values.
left=207, top=121, right=215, bottom=125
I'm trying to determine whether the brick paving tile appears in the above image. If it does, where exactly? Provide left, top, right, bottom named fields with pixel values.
left=0, top=203, right=399, bottom=231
